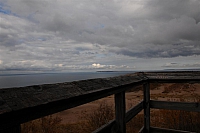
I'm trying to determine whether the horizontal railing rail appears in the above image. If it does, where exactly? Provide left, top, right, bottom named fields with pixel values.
left=0, top=71, right=200, bottom=133
left=150, top=100, right=200, bottom=112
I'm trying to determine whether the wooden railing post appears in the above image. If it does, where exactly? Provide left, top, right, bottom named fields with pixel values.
left=115, top=91, right=126, bottom=133
left=143, top=82, right=150, bottom=133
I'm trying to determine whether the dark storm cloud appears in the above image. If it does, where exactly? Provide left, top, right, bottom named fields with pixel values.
left=146, top=0, right=200, bottom=23
left=2, top=0, right=200, bottom=57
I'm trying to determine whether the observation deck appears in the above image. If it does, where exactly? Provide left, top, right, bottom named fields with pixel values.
left=0, top=71, right=200, bottom=133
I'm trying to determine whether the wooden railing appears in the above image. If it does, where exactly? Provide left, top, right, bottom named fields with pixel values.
left=0, top=71, right=200, bottom=133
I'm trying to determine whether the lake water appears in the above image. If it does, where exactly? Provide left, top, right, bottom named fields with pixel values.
left=0, top=72, right=133, bottom=89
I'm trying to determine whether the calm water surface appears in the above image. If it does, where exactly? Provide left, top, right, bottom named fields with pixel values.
left=0, top=72, right=133, bottom=89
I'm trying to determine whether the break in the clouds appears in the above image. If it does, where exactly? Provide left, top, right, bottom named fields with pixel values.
left=0, top=0, right=200, bottom=72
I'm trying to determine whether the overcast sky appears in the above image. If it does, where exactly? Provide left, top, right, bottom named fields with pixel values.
left=0, top=0, right=200, bottom=73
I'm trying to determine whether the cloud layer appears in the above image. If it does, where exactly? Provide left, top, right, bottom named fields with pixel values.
left=0, top=0, right=200, bottom=72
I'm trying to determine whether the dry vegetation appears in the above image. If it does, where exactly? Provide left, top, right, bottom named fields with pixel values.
left=21, top=116, right=65, bottom=133
left=21, top=83, right=200, bottom=133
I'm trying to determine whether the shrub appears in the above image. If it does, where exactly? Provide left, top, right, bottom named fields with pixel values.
left=81, top=101, right=114, bottom=132
left=81, top=101, right=144, bottom=133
